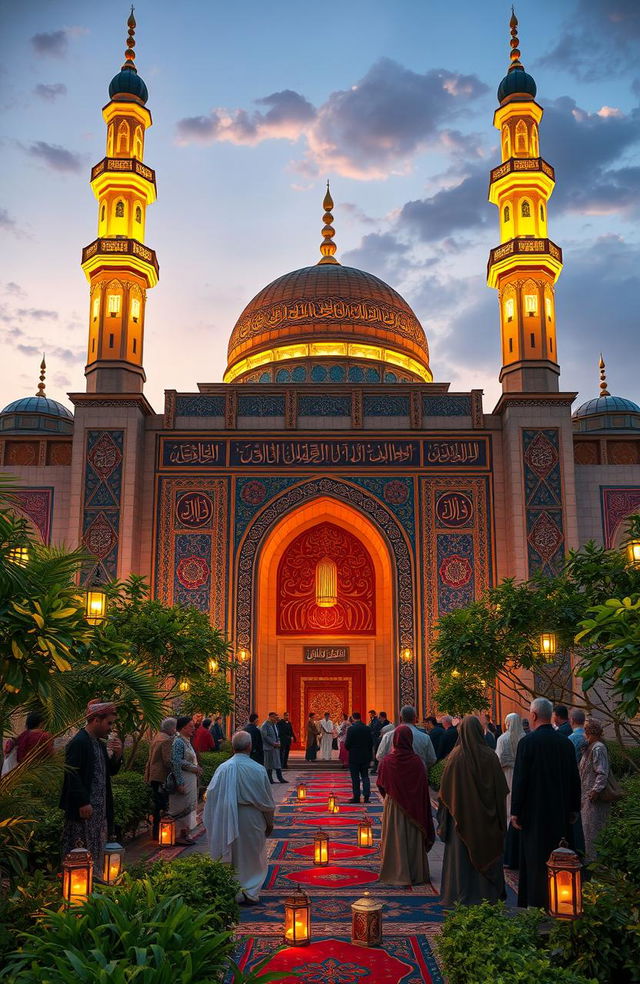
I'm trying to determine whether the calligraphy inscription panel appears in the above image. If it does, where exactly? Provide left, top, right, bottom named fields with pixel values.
left=423, top=439, right=488, bottom=468
left=304, top=646, right=350, bottom=662
left=162, top=440, right=225, bottom=468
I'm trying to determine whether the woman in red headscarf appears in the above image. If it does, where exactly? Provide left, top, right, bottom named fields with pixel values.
left=377, top=725, right=435, bottom=885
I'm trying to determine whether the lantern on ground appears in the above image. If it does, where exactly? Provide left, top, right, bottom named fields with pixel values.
left=283, top=886, right=311, bottom=946
left=327, top=792, right=339, bottom=813
left=297, top=782, right=307, bottom=801
left=208, top=657, right=219, bottom=674
left=314, top=828, right=329, bottom=866
left=102, top=841, right=125, bottom=884
left=84, top=586, right=107, bottom=625
left=62, top=845, right=93, bottom=907
left=538, top=631, right=558, bottom=658
left=351, top=892, right=383, bottom=947
left=547, top=839, right=583, bottom=920
left=357, top=816, right=374, bottom=848
left=626, top=539, right=640, bottom=568
left=7, top=546, right=29, bottom=566
left=158, top=815, right=176, bottom=847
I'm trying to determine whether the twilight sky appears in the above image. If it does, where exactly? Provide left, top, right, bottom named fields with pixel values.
left=1, top=0, right=639, bottom=413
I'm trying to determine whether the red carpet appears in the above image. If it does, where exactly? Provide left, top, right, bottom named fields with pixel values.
left=284, top=865, right=379, bottom=888
left=298, top=803, right=365, bottom=813
left=300, top=815, right=364, bottom=827
left=292, top=842, right=377, bottom=860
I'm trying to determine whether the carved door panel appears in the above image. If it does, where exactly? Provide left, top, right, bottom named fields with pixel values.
left=287, top=664, right=366, bottom=748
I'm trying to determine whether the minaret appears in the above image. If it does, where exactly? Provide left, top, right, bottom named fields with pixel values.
left=487, top=10, right=562, bottom=393
left=81, top=9, right=159, bottom=393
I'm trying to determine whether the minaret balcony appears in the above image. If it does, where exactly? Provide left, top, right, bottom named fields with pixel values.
left=489, top=157, right=555, bottom=203
left=487, top=236, right=563, bottom=286
left=90, top=157, right=157, bottom=204
left=82, top=237, right=159, bottom=287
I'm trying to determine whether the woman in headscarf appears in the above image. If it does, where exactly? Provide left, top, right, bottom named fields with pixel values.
left=337, top=714, right=351, bottom=769
left=579, top=717, right=611, bottom=862
left=377, top=725, right=435, bottom=885
left=438, top=715, right=509, bottom=906
left=495, top=712, right=525, bottom=868
left=169, top=715, right=202, bottom=845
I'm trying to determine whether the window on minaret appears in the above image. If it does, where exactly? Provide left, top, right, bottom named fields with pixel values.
left=545, top=296, right=552, bottom=321
left=540, top=204, right=545, bottom=221
left=135, top=205, right=142, bottom=223
left=101, top=205, right=105, bottom=222
left=531, top=125, right=539, bottom=157
left=503, top=205, right=510, bottom=223
left=131, top=297, right=141, bottom=323
left=502, top=125, right=510, bottom=160
left=505, top=298, right=515, bottom=323
left=117, top=121, right=129, bottom=154
left=92, top=297, right=100, bottom=321
left=525, top=294, right=538, bottom=316
left=115, top=200, right=125, bottom=218
left=108, top=294, right=121, bottom=317
left=133, top=126, right=143, bottom=160
left=521, top=200, right=531, bottom=218
left=516, top=121, right=527, bottom=154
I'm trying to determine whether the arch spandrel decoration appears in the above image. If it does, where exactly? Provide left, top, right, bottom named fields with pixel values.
left=233, top=477, right=416, bottom=726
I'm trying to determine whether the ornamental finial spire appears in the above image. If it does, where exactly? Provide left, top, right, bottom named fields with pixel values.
left=599, top=354, right=610, bottom=397
left=36, top=355, right=46, bottom=397
left=508, top=7, right=525, bottom=73
left=318, top=180, right=339, bottom=265
left=121, top=6, right=138, bottom=73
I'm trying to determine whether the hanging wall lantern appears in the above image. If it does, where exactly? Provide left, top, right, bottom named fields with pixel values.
left=158, top=815, right=176, bottom=847
left=315, top=556, right=337, bottom=608
left=102, top=842, right=125, bottom=884
left=357, top=816, right=374, bottom=848
left=297, top=782, right=308, bottom=801
left=314, top=829, right=329, bottom=866
left=400, top=647, right=413, bottom=662
left=351, top=892, right=383, bottom=947
left=547, top=839, right=583, bottom=920
left=283, top=886, right=311, bottom=946
left=84, top=586, right=108, bottom=625
left=626, top=539, right=640, bottom=568
left=538, top=631, right=558, bottom=657
left=62, top=845, right=93, bottom=907
left=237, top=648, right=250, bottom=663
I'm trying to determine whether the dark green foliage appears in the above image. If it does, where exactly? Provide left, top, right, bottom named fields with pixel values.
left=123, top=739, right=150, bottom=773
left=429, top=759, right=445, bottom=791
left=128, top=853, right=240, bottom=930
left=593, top=775, right=640, bottom=885
left=26, top=806, right=64, bottom=872
left=199, top=749, right=232, bottom=788
left=0, top=871, right=61, bottom=960
left=111, top=770, right=153, bottom=838
left=605, top=739, right=640, bottom=778
left=436, top=901, right=598, bottom=984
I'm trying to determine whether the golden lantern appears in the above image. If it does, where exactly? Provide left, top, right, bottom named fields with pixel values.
left=7, top=546, right=29, bottom=566
left=626, top=539, right=640, bottom=568
left=351, top=892, right=383, bottom=947
left=237, top=648, right=250, bottom=663
left=547, top=839, right=583, bottom=920
left=400, top=647, right=413, bottom=662
left=297, top=782, right=308, bottom=801
left=158, top=816, right=176, bottom=847
left=327, top=792, right=339, bottom=813
left=283, top=886, right=311, bottom=946
left=62, top=845, right=93, bottom=907
left=208, top=657, right=219, bottom=674
left=178, top=679, right=190, bottom=693
left=101, top=841, right=125, bottom=884
left=84, top=586, right=108, bottom=625
left=357, top=816, right=374, bottom=848
left=315, top=556, right=337, bottom=608
left=538, top=632, right=558, bottom=657
left=313, top=829, right=329, bottom=866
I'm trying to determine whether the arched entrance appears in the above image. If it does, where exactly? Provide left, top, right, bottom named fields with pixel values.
left=233, top=478, right=416, bottom=728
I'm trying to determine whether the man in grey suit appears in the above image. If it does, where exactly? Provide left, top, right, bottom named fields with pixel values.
left=261, top=712, right=288, bottom=784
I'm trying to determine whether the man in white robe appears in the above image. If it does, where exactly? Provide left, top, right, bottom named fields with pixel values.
left=319, top=712, right=336, bottom=761
left=204, top=730, right=275, bottom=904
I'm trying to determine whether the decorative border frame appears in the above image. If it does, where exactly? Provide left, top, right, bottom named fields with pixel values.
left=600, top=485, right=640, bottom=547
left=10, top=487, right=54, bottom=544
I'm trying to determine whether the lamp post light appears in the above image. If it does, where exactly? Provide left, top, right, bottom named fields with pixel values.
left=357, top=816, right=374, bottom=848
left=102, top=842, right=125, bottom=884
left=538, top=632, right=558, bottom=658
left=158, top=815, right=176, bottom=847
left=626, top=539, right=640, bottom=568
left=283, top=886, right=311, bottom=946
left=313, top=829, right=330, bottom=866
left=351, top=892, right=383, bottom=947
left=547, top=839, right=583, bottom=920
left=84, top=586, right=108, bottom=625
left=62, top=845, right=93, bottom=907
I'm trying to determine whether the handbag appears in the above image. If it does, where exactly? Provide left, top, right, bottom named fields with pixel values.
left=164, top=770, right=178, bottom=795
left=597, top=770, right=624, bottom=804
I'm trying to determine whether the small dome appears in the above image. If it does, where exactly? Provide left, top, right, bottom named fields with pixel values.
left=2, top=396, right=73, bottom=419
left=498, top=68, right=537, bottom=103
left=109, top=68, right=148, bottom=105
left=573, top=395, right=640, bottom=419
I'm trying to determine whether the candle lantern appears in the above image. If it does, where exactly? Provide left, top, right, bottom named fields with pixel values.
left=626, top=539, right=640, bottom=568
left=62, top=845, right=93, bottom=907
left=8, top=546, right=29, bottom=566
left=547, top=839, right=583, bottom=920
left=314, top=829, right=329, bottom=866
left=283, top=886, right=311, bottom=946
left=327, top=792, right=337, bottom=812
left=208, top=657, right=219, bottom=674
left=84, top=586, right=107, bottom=625
left=357, top=816, right=374, bottom=848
left=538, top=631, right=558, bottom=658
left=351, top=892, right=383, bottom=947
left=102, top=842, right=125, bottom=884
left=158, top=815, right=176, bottom=847
left=297, top=782, right=307, bottom=801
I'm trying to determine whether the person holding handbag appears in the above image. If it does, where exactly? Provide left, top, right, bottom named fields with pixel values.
left=579, top=717, right=615, bottom=862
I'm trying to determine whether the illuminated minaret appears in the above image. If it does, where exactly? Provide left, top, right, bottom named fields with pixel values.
left=81, top=9, right=159, bottom=393
left=487, top=10, right=563, bottom=393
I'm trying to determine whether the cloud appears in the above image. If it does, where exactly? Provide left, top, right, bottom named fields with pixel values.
left=16, top=308, right=59, bottom=321
left=26, top=141, right=82, bottom=173
left=176, top=58, right=489, bottom=179
left=399, top=167, right=490, bottom=242
left=538, top=0, right=640, bottom=81
left=30, top=26, right=87, bottom=59
left=34, top=83, right=67, bottom=102
left=0, top=207, right=18, bottom=235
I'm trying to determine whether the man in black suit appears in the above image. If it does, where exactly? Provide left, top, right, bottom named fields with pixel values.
left=437, top=715, right=458, bottom=759
left=345, top=712, right=374, bottom=803
left=277, top=711, right=296, bottom=769
left=552, top=704, right=572, bottom=737
left=511, top=697, right=581, bottom=909
left=243, top=713, right=264, bottom=766
left=425, top=716, right=445, bottom=758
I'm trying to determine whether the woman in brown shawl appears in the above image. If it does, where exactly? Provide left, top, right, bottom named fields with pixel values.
left=377, top=725, right=435, bottom=885
left=438, top=715, right=509, bottom=905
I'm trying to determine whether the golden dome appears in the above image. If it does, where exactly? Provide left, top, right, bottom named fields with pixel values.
left=224, top=263, right=431, bottom=384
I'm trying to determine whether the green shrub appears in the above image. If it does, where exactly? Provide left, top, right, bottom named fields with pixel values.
left=1, top=881, right=235, bottom=984
left=604, top=740, right=640, bottom=779
left=199, top=749, right=232, bottom=789
left=111, top=769, right=153, bottom=838
left=594, top=774, right=640, bottom=885
left=429, top=758, right=445, bottom=791
left=123, top=739, right=150, bottom=773
left=0, top=871, right=61, bottom=961
left=436, top=901, right=598, bottom=984
left=128, top=853, right=240, bottom=929
left=27, top=806, right=64, bottom=872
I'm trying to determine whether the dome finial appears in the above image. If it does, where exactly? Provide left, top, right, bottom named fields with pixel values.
left=318, top=180, right=339, bottom=265
left=599, top=354, right=610, bottom=397
left=508, top=6, right=525, bottom=73
left=36, top=355, right=46, bottom=398
left=121, top=6, right=138, bottom=74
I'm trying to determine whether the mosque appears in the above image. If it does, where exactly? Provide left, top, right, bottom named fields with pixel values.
left=2, top=12, right=639, bottom=741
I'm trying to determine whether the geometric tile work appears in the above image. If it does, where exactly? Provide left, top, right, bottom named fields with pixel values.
left=81, top=430, right=124, bottom=584
left=600, top=485, right=640, bottom=547
left=154, top=477, right=229, bottom=629
left=175, top=395, right=226, bottom=417
left=423, top=395, right=472, bottom=416
left=522, top=429, right=565, bottom=575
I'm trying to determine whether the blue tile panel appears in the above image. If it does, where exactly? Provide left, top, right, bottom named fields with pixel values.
left=298, top=395, right=351, bottom=417
left=175, top=395, right=225, bottom=416
left=364, top=395, right=410, bottom=416
left=423, top=396, right=472, bottom=416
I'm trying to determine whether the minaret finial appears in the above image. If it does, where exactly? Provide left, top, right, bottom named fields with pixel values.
left=599, top=354, right=610, bottom=397
left=121, top=6, right=138, bottom=74
left=36, top=355, right=46, bottom=397
left=508, top=7, right=525, bottom=73
left=318, top=180, right=339, bottom=265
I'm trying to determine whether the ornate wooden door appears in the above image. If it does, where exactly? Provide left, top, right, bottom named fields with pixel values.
left=286, top=664, right=366, bottom=748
